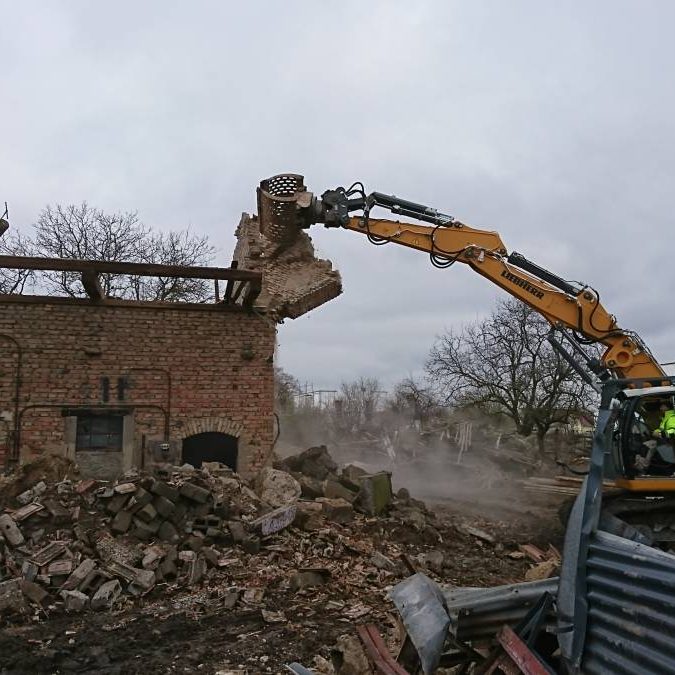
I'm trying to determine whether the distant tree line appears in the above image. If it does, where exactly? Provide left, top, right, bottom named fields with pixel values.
left=276, top=298, right=599, bottom=455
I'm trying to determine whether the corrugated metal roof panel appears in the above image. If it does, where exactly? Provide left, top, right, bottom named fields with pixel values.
left=582, top=530, right=675, bottom=675
left=442, top=577, right=558, bottom=644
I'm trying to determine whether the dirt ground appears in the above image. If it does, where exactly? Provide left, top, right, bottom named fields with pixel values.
left=0, top=494, right=565, bottom=675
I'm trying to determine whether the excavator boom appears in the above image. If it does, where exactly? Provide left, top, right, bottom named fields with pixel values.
left=257, top=175, right=664, bottom=380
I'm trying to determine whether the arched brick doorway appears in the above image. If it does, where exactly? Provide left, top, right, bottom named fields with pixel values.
left=182, top=431, right=238, bottom=470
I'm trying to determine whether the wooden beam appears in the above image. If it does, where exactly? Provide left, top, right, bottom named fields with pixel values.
left=242, top=278, right=262, bottom=308
left=0, top=255, right=262, bottom=282
left=81, top=270, right=104, bottom=301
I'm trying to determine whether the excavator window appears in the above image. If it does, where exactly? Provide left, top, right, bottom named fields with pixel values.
left=620, top=395, right=675, bottom=478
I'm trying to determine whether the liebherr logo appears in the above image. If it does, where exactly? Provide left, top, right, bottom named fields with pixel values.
left=501, top=270, right=545, bottom=299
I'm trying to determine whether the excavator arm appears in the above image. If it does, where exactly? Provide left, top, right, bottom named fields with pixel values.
left=257, top=175, right=664, bottom=380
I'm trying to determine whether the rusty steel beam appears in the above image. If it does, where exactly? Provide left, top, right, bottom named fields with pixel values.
left=357, top=625, right=410, bottom=675
left=0, top=255, right=261, bottom=282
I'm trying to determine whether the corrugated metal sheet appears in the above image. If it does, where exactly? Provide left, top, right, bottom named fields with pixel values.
left=389, top=573, right=450, bottom=675
left=442, top=577, right=558, bottom=643
left=389, top=573, right=559, bottom=673
left=582, top=529, right=675, bottom=675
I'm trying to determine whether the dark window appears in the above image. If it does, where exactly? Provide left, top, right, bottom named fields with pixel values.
left=76, top=415, right=123, bottom=452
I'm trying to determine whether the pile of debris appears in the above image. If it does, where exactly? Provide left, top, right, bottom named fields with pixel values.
left=0, top=446, right=456, bottom=622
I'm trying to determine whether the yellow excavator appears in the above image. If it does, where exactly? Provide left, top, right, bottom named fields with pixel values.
left=257, top=174, right=675, bottom=543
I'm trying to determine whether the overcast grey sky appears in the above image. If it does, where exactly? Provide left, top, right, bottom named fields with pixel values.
left=3, top=1, right=675, bottom=390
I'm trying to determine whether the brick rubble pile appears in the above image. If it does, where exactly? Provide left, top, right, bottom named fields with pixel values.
left=0, top=447, right=441, bottom=620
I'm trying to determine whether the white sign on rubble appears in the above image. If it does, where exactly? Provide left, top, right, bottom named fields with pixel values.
left=250, top=504, right=297, bottom=536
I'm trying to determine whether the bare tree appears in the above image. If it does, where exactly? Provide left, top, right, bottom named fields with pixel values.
left=274, top=367, right=302, bottom=413
left=0, top=229, right=35, bottom=294
left=389, top=376, right=438, bottom=427
left=129, top=229, right=215, bottom=302
left=32, top=203, right=215, bottom=301
left=35, top=203, right=148, bottom=297
left=425, top=298, right=597, bottom=454
left=334, top=376, right=384, bottom=435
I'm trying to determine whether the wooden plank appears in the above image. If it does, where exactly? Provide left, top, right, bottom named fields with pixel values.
left=81, top=270, right=104, bottom=301
left=0, top=255, right=261, bottom=281
left=242, top=278, right=262, bottom=308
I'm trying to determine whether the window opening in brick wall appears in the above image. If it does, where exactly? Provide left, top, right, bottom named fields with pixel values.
left=76, top=415, right=123, bottom=452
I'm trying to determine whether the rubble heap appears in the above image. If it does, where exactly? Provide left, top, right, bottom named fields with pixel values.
left=0, top=447, right=563, bottom=673
left=0, top=447, right=441, bottom=620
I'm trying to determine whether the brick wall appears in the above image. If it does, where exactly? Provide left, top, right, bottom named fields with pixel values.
left=0, top=298, right=276, bottom=477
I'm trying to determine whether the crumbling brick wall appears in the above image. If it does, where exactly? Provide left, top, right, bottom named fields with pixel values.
left=0, top=299, right=275, bottom=477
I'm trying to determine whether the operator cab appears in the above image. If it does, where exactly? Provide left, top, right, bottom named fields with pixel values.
left=613, top=386, right=675, bottom=480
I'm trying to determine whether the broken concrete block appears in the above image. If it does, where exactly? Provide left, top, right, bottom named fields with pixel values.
left=356, top=472, right=392, bottom=516
left=79, top=569, right=111, bottom=596
left=179, top=483, right=210, bottom=504
left=422, top=550, right=445, bottom=574
left=43, top=499, right=72, bottom=525
left=131, top=519, right=155, bottom=542
left=16, top=489, right=34, bottom=505
left=111, top=510, right=133, bottom=534
left=47, top=559, right=74, bottom=577
left=0, top=514, right=24, bottom=546
left=0, top=579, right=26, bottom=614
left=136, top=503, right=158, bottom=523
left=150, top=480, right=180, bottom=502
left=168, top=500, right=188, bottom=526
left=193, top=515, right=222, bottom=532
left=370, top=551, right=398, bottom=572
left=255, top=467, right=301, bottom=508
left=187, top=556, right=207, bottom=585
left=126, top=487, right=153, bottom=513
left=202, top=547, right=220, bottom=568
left=333, top=634, right=372, bottom=675
left=342, top=464, right=368, bottom=482
left=159, top=556, right=178, bottom=579
left=21, top=560, right=39, bottom=582
left=153, top=496, right=175, bottom=519
left=114, top=482, right=137, bottom=494
left=20, top=580, right=49, bottom=606
left=294, top=501, right=324, bottom=531
left=158, top=520, right=180, bottom=544
left=32, top=481, right=47, bottom=497
left=186, top=535, right=204, bottom=552
left=31, top=542, right=68, bottom=566
left=298, top=475, right=324, bottom=499
left=128, top=569, right=156, bottom=595
left=12, top=503, right=45, bottom=522
left=142, top=545, right=165, bottom=570
left=91, top=579, right=122, bottom=610
left=106, top=493, right=129, bottom=515
left=75, top=479, right=98, bottom=495
left=397, top=506, right=426, bottom=530
left=289, top=568, right=330, bottom=591
left=61, top=559, right=97, bottom=591
left=318, top=498, right=354, bottom=524
left=242, top=536, right=261, bottom=555
left=323, top=479, right=358, bottom=503
left=227, top=520, right=247, bottom=543
left=61, top=589, right=89, bottom=611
